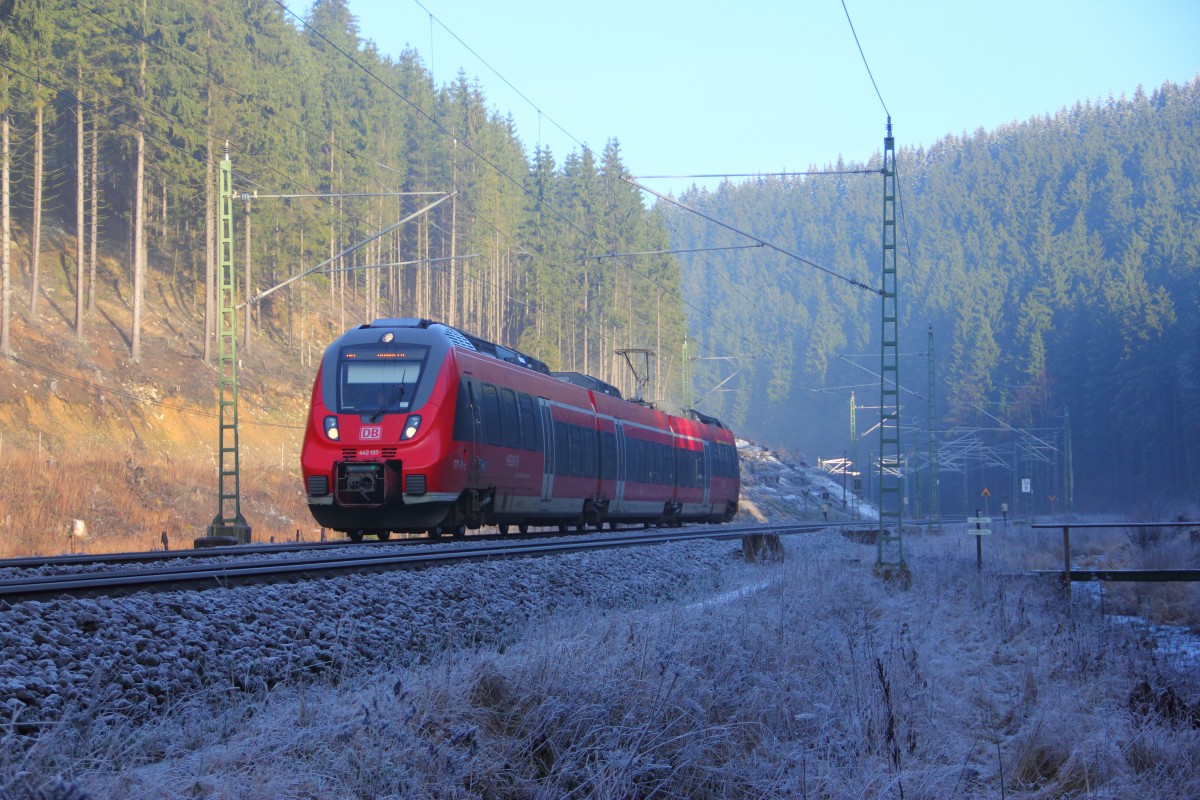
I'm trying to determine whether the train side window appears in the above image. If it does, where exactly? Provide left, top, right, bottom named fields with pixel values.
left=482, top=384, right=502, bottom=445
left=602, top=432, right=616, bottom=480
left=568, top=425, right=582, bottom=476
left=665, top=443, right=676, bottom=485
left=624, top=435, right=636, bottom=482
left=499, top=388, right=521, bottom=449
left=452, top=379, right=472, bottom=441
left=582, top=428, right=596, bottom=478
left=555, top=421, right=569, bottom=475
left=518, top=395, right=539, bottom=451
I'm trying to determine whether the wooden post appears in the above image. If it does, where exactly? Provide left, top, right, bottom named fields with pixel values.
left=1062, top=526, right=1071, bottom=592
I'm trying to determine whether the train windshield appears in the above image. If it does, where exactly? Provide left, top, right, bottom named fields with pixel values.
left=337, top=344, right=430, bottom=415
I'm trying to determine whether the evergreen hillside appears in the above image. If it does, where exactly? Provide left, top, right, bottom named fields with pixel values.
left=669, top=77, right=1200, bottom=511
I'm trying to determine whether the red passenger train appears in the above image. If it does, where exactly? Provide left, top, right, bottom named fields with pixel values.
left=301, top=318, right=740, bottom=540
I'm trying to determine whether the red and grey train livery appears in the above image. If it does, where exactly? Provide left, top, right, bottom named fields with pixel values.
left=301, top=318, right=740, bottom=540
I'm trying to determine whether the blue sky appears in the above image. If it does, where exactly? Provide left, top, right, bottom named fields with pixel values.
left=340, top=0, right=1200, bottom=194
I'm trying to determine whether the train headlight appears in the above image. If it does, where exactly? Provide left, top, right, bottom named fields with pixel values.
left=324, top=415, right=340, bottom=441
left=401, top=414, right=422, bottom=440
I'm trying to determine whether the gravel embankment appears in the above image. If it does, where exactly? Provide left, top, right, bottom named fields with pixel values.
left=0, top=539, right=746, bottom=731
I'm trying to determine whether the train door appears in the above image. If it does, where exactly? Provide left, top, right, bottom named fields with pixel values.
left=614, top=421, right=627, bottom=509
left=701, top=441, right=713, bottom=508
left=538, top=398, right=554, bottom=501
left=466, top=380, right=483, bottom=484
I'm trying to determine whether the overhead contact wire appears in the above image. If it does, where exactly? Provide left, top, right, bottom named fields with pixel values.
left=626, top=176, right=882, bottom=296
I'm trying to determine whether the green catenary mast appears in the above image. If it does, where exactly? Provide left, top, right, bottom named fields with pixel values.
left=203, top=145, right=251, bottom=546
left=876, top=120, right=904, bottom=570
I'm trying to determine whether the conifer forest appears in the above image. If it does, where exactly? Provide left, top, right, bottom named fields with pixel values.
left=1, top=0, right=1198, bottom=512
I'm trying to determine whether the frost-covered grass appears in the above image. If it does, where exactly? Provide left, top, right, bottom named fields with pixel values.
left=6, top=532, right=1200, bottom=799
left=977, top=519, right=1200, bottom=627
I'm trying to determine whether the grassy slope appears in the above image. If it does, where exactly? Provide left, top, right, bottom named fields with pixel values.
left=0, top=224, right=316, bottom=557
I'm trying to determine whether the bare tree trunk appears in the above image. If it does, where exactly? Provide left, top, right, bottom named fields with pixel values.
left=582, top=260, right=590, bottom=375
left=132, top=124, right=145, bottom=362
left=655, top=293, right=662, bottom=402
left=203, top=85, right=214, bottom=361
left=448, top=190, right=457, bottom=326
left=29, top=104, right=43, bottom=317
left=132, top=1, right=147, bottom=362
left=88, top=102, right=98, bottom=314
left=75, top=81, right=85, bottom=337
left=243, top=196, right=252, bottom=355
left=327, top=126, right=335, bottom=330
left=1, top=112, right=10, bottom=357
left=299, top=227, right=306, bottom=366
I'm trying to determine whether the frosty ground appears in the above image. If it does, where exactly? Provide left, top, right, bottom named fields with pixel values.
left=3, top=524, right=1199, bottom=799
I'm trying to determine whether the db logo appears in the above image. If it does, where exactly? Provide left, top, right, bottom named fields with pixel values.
left=360, top=425, right=383, bottom=440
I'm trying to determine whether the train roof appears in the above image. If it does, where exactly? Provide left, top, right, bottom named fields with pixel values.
left=551, top=371, right=622, bottom=400
left=360, top=319, right=728, bottom=433
left=364, top=318, right=551, bottom=375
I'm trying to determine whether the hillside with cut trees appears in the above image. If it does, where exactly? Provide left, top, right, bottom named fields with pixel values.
left=0, top=0, right=692, bottom=553
left=669, top=77, right=1200, bottom=511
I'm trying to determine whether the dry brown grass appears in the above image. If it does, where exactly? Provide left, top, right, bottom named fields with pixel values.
left=0, top=448, right=314, bottom=558
left=0, top=226, right=328, bottom=557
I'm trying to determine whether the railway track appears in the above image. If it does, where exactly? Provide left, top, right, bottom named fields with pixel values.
left=0, top=522, right=829, bottom=602
left=1, top=521, right=757, bottom=575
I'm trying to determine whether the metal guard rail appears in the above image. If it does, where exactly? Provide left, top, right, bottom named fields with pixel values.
left=1030, top=521, right=1200, bottom=585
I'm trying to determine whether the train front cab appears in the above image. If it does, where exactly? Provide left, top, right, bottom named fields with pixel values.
left=301, top=324, right=464, bottom=537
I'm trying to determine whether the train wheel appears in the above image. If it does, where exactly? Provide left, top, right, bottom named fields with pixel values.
left=518, top=523, right=529, bottom=534
left=376, top=530, right=392, bottom=541
left=348, top=529, right=365, bottom=543
left=498, top=524, right=509, bottom=535
left=558, top=523, right=568, bottom=534
left=440, top=524, right=465, bottom=540
left=427, top=527, right=442, bottom=540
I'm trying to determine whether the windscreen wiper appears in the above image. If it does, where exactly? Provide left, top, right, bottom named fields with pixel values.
left=369, top=385, right=406, bottom=423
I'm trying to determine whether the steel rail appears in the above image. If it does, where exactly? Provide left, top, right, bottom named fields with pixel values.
left=0, top=524, right=709, bottom=572
left=0, top=523, right=825, bottom=602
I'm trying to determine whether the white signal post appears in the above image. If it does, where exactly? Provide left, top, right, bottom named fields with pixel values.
left=966, top=510, right=992, bottom=572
